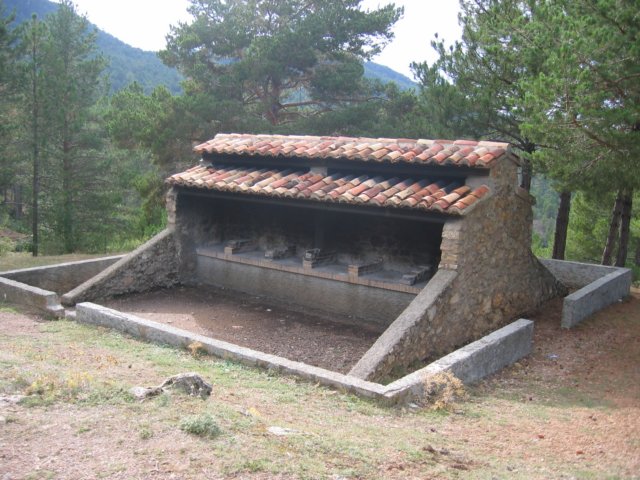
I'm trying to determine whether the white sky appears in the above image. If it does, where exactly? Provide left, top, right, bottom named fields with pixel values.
left=62, top=0, right=461, bottom=79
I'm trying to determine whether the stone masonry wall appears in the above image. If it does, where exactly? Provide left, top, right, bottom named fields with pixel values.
left=350, top=158, right=565, bottom=381
left=61, top=228, right=179, bottom=305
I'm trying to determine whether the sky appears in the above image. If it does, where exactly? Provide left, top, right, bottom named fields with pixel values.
left=63, top=0, right=461, bottom=80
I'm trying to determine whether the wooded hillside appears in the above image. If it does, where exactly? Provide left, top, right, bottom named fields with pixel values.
left=0, top=0, right=637, bottom=278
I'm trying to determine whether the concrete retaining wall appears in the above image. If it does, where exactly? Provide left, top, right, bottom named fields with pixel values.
left=383, top=319, right=533, bottom=401
left=62, top=229, right=179, bottom=306
left=0, top=256, right=123, bottom=295
left=540, top=259, right=631, bottom=328
left=74, top=302, right=534, bottom=404
left=195, top=255, right=415, bottom=328
left=539, top=258, right=623, bottom=289
left=0, top=277, right=64, bottom=317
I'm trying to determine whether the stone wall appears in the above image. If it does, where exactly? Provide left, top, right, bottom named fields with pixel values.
left=171, top=191, right=443, bottom=276
left=1, top=256, right=122, bottom=295
left=61, top=229, right=179, bottom=305
left=171, top=189, right=441, bottom=326
left=194, top=254, right=415, bottom=328
left=350, top=159, right=565, bottom=381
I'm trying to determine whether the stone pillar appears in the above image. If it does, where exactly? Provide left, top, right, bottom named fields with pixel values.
left=166, top=187, right=178, bottom=226
left=439, top=220, right=462, bottom=270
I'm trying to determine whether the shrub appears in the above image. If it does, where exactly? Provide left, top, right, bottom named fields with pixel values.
left=179, top=413, right=221, bottom=439
left=0, top=236, right=15, bottom=256
left=421, top=372, right=467, bottom=410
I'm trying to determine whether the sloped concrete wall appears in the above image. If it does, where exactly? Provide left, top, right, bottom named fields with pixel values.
left=61, top=229, right=179, bottom=306
left=1, top=256, right=122, bottom=295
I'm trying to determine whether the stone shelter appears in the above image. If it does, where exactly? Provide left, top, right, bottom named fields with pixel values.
left=161, top=133, right=563, bottom=381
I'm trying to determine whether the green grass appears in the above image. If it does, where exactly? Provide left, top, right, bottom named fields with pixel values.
left=0, top=252, right=122, bottom=272
left=1, top=306, right=636, bottom=480
left=179, top=413, right=222, bottom=439
left=0, top=303, right=20, bottom=314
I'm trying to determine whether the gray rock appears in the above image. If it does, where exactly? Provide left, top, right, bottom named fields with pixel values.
left=130, top=372, right=212, bottom=401
left=160, top=372, right=212, bottom=399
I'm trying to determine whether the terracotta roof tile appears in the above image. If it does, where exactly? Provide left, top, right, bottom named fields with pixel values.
left=167, top=165, right=490, bottom=216
left=194, top=134, right=511, bottom=168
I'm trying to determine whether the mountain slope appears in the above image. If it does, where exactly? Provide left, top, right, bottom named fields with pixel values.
left=4, top=0, right=183, bottom=94
left=364, top=62, right=415, bottom=90
left=4, top=0, right=416, bottom=94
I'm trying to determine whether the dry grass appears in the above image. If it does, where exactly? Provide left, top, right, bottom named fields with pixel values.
left=0, top=291, right=638, bottom=479
left=0, top=252, right=117, bottom=272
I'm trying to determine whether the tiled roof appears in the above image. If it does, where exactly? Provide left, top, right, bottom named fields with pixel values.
left=194, top=134, right=510, bottom=168
left=167, top=165, right=490, bottom=215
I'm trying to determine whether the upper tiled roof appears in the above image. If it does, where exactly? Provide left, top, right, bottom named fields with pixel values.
left=167, top=165, right=490, bottom=216
left=194, top=134, right=511, bottom=168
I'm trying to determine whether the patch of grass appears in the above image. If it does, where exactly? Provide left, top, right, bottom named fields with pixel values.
left=1, top=299, right=637, bottom=480
left=0, top=303, right=20, bottom=314
left=0, top=252, right=113, bottom=271
left=15, top=370, right=133, bottom=408
left=24, top=470, right=56, bottom=480
left=76, top=424, right=92, bottom=434
left=238, top=459, right=270, bottom=473
left=139, top=424, right=154, bottom=440
left=179, top=413, right=222, bottom=439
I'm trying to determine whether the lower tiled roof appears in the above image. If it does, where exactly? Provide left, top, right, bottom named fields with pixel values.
left=167, top=165, right=490, bottom=215
left=194, top=133, right=511, bottom=168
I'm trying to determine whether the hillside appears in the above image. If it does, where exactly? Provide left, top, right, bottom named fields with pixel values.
left=364, top=61, right=416, bottom=90
left=5, top=0, right=183, bottom=94
left=4, top=0, right=416, bottom=95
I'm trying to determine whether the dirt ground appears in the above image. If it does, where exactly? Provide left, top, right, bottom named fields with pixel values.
left=0, top=290, right=638, bottom=479
left=103, top=286, right=382, bottom=373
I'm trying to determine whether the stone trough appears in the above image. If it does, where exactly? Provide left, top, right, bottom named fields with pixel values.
left=0, top=133, right=632, bottom=403
left=0, top=240, right=631, bottom=404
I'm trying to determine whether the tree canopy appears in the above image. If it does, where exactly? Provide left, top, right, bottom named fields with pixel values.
left=161, top=0, right=402, bottom=125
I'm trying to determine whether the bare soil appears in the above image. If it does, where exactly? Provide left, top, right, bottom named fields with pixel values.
left=0, top=290, right=638, bottom=479
left=103, top=286, right=381, bottom=373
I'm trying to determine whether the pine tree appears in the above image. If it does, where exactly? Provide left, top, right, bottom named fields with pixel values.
left=160, top=0, right=402, bottom=126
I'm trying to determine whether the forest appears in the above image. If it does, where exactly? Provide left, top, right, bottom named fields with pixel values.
left=0, top=0, right=638, bottom=278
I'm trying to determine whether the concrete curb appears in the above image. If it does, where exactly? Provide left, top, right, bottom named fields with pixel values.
left=75, top=302, right=534, bottom=403
left=540, top=259, right=631, bottom=328
left=382, top=319, right=533, bottom=401
left=562, top=268, right=632, bottom=328
left=0, top=277, right=64, bottom=318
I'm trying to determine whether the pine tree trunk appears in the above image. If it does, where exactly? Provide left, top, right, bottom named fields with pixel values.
left=31, top=16, right=40, bottom=257
left=601, top=191, right=624, bottom=265
left=635, top=239, right=640, bottom=267
left=615, top=191, right=633, bottom=267
left=14, top=184, right=23, bottom=220
left=552, top=190, right=571, bottom=260
left=520, top=157, right=532, bottom=192
left=62, top=141, right=74, bottom=254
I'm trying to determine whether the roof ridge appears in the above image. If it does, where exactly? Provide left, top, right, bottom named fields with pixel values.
left=193, top=133, right=513, bottom=168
